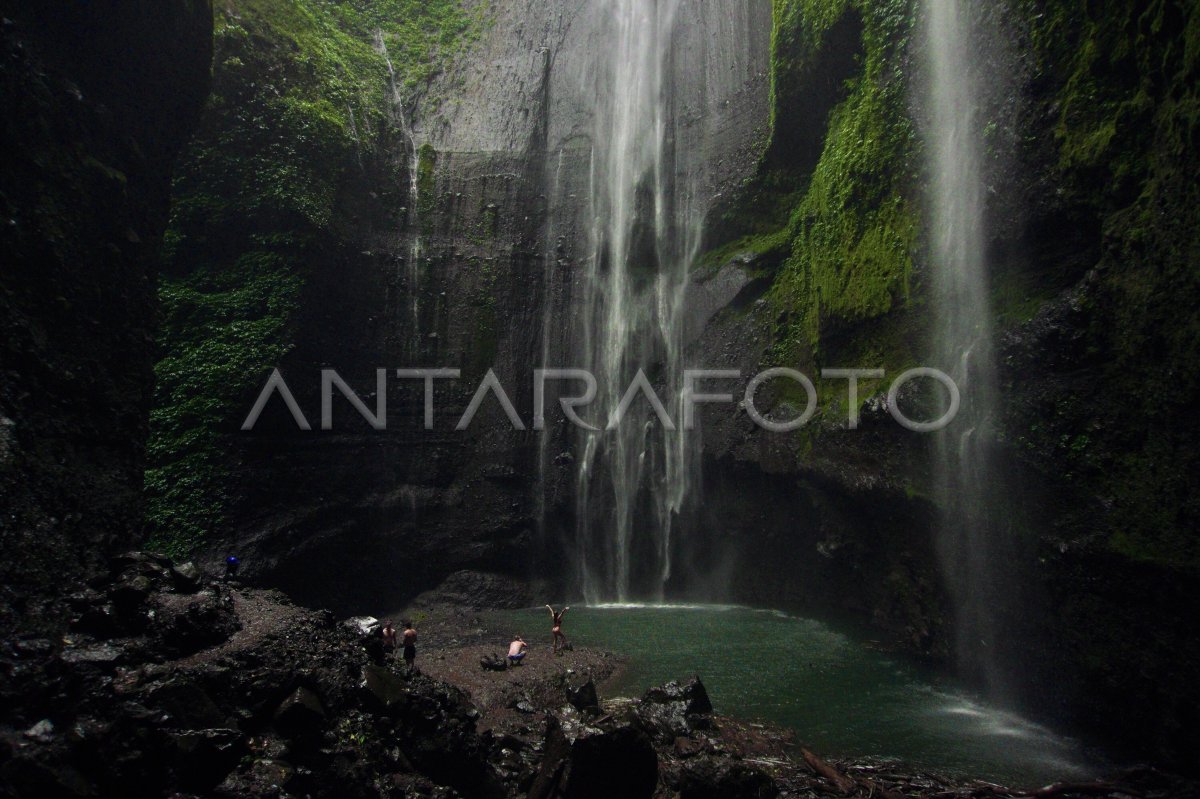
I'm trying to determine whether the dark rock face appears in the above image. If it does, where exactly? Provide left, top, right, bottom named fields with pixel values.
left=411, top=569, right=540, bottom=611
left=0, top=1, right=214, bottom=636
left=213, top=0, right=775, bottom=617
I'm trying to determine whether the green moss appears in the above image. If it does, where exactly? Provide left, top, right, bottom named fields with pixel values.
left=768, top=0, right=918, bottom=365
left=704, top=0, right=919, bottom=411
left=146, top=0, right=483, bottom=556
left=692, top=229, right=790, bottom=278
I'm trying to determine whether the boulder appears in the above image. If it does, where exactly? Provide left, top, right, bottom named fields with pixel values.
left=23, top=719, right=54, bottom=744
left=170, top=562, right=202, bottom=593
left=635, top=677, right=715, bottom=742
left=565, top=677, right=599, bottom=713
left=361, top=665, right=408, bottom=710
left=151, top=591, right=240, bottom=657
left=345, top=616, right=380, bottom=636
left=171, top=728, right=247, bottom=791
left=674, top=756, right=779, bottom=799
left=529, top=715, right=658, bottom=799
left=71, top=602, right=123, bottom=639
left=59, top=644, right=124, bottom=668
left=273, top=687, right=326, bottom=739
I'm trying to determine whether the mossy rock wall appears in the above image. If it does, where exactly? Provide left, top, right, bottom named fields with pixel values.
left=696, top=0, right=1199, bottom=768
left=145, top=0, right=484, bottom=558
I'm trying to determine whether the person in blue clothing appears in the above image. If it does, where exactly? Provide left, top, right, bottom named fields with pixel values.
left=224, top=555, right=240, bottom=580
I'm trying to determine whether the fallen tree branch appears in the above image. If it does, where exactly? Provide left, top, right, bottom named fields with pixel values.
left=802, top=748, right=857, bottom=795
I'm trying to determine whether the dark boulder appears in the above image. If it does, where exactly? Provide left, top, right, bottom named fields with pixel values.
left=145, top=680, right=229, bottom=730
left=70, top=602, right=124, bottom=640
left=361, top=665, right=408, bottom=711
left=150, top=590, right=241, bottom=658
left=170, top=562, right=203, bottom=593
left=530, top=715, right=658, bottom=799
left=565, top=677, right=599, bottom=713
left=635, top=677, right=715, bottom=742
left=674, top=756, right=779, bottom=799
left=273, top=686, right=326, bottom=740
left=170, top=728, right=247, bottom=792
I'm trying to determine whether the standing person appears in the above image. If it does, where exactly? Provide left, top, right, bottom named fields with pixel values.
left=507, top=636, right=528, bottom=667
left=381, top=621, right=397, bottom=659
left=546, top=605, right=570, bottom=654
left=224, top=555, right=240, bottom=581
left=401, top=620, right=417, bottom=673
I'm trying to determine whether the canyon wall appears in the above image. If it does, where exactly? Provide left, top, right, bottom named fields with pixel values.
left=148, top=0, right=1199, bottom=769
left=0, top=0, right=213, bottom=635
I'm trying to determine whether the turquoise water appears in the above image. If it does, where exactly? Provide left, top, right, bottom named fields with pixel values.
left=485, top=604, right=1107, bottom=787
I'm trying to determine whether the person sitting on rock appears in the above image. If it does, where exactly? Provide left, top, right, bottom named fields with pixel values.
left=507, top=636, right=528, bottom=667
left=381, top=621, right=397, bottom=658
left=546, top=604, right=570, bottom=654
left=402, top=621, right=417, bottom=672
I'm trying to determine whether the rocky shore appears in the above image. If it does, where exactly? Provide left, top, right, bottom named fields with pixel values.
left=1, top=554, right=1192, bottom=799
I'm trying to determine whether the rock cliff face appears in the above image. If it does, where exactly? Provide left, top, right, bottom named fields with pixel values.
left=0, top=0, right=214, bottom=635
left=686, top=0, right=1200, bottom=770
left=217, top=0, right=775, bottom=614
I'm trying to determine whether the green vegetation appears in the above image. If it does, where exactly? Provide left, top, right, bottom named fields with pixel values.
left=770, top=0, right=919, bottom=364
left=710, top=0, right=921, bottom=372
left=146, top=0, right=483, bottom=556
left=699, top=0, right=920, bottom=432
left=722, top=0, right=1200, bottom=569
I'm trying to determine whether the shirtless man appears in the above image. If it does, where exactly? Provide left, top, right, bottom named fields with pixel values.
left=546, top=605, right=570, bottom=654
left=507, top=636, right=528, bottom=667
left=381, top=621, right=398, bottom=658
left=401, top=621, right=417, bottom=672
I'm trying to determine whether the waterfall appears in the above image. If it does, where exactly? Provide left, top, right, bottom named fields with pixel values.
left=922, top=0, right=1008, bottom=694
left=571, top=0, right=705, bottom=603
left=377, top=31, right=425, bottom=358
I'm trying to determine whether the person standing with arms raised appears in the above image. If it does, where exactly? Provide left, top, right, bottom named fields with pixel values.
left=546, top=605, right=570, bottom=655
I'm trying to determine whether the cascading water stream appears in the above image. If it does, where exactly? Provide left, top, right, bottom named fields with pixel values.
left=376, top=32, right=425, bottom=358
left=572, top=0, right=706, bottom=603
left=922, top=0, right=1007, bottom=694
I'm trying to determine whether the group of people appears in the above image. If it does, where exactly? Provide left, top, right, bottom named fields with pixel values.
left=380, top=620, right=418, bottom=671
left=377, top=605, right=571, bottom=671
left=505, top=605, right=570, bottom=667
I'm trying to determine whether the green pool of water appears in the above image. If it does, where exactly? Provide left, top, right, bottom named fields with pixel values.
left=484, top=604, right=1107, bottom=787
